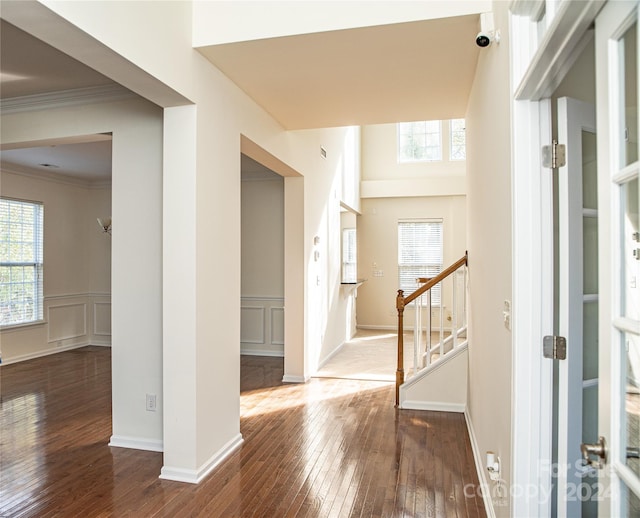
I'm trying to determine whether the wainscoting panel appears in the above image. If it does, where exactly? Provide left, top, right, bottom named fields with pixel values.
left=94, top=302, right=112, bottom=336
left=240, top=306, right=265, bottom=344
left=270, top=307, right=284, bottom=345
left=1, top=293, right=111, bottom=364
left=241, top=297, right=284, bottom=357
left=48, top=302, right=87, bottom=343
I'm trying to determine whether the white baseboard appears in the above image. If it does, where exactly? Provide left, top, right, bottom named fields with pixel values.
left=464, top=409, right=496, bottom=518
left=356, top=324, right=455, bottom=332
left=282, top=374, right=308, bottom=383
left=90, top=340, right=112, bottom=347
left=109, top=435, right=163, bottom=452
left=316, top=341, right=345, bottom=370
left=357, top=325, right=396, bottom=331
left=159, top=433, right=243, bottom=484
left=0, top=341, right=90, bottom=365
left=240, top=348, right=284, bottom=357
left=401, top=401, right=465, bottom=412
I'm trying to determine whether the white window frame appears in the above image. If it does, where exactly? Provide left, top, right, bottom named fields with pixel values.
left=0, top=197, right=44, bottom=328
left=449, top=118, right=466, bottom=161
left=397, top=219, right=443, bottom=304
left=397, top=120, right=442, bottom=163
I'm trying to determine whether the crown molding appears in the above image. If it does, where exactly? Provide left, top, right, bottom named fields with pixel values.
left=0, top=84, right=137, bottom=115
left=1, top=163, right=110, bottom=189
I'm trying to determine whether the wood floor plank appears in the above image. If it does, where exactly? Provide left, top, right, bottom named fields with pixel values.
left=1, top=347, right=486, bottom=517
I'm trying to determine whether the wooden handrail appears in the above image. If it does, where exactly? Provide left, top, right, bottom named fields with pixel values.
left=395, top=251, right=468, bottom=406
left=403, top=252, right=468, bottom=306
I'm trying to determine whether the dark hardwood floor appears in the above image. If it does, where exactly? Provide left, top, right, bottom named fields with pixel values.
left=0, top=347, right=486, bottom=517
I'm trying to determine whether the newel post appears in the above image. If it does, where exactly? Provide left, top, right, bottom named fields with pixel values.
left=396, top=289, right=405, bottom=407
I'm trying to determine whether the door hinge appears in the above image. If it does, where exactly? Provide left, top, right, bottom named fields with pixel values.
left=543, top=335, right=567, bottom=360
left=542, top=140, right=566, bottom=169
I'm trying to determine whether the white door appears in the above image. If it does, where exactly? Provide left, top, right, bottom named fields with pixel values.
left=557, top=96, right=599, bottom=517
left=595, top=1, right=640, bottom=515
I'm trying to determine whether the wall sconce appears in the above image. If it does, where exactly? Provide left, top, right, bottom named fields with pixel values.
left=97, top=217, right=112, bottom=235
left=486, top=451, right=501, bottom=481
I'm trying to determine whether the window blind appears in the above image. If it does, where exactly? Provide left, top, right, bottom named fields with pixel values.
left=398, top=220, right=443, bottom=303
left=342, top=228, right=357, bottom=283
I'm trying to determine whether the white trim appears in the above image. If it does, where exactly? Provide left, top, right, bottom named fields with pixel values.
left=400, top=401, right=464, bottom=412
left=1, top=163, right=109, bottom=188
left=109, top=435, right=163, bottom=452
left=357, top=324, right=397, bottom=331
left=316, top=341, right=345, bottom=370
left=90, top=340, right=112, bottom=347
left=159, top=434, right=243, bottom=484
left=510, top=95, right=554, bottom=518
left=241, top=295, right=284, bottom=302
left=355, top=323, right=454, bottom=332
left=613, top=317, right=640, bottom=336
left=0, top=341, right=90, bottom=365
left=240, top=348, right=284, bottom=358
left=0, top=319, right=46, bottom=332
left=47, top=302, right=87, bottom=342
left=93, top=301, right=112, bottom=336
left=465, top=409, right=497, bottom=518
left=0, top=84, right=136, bottom=115
left=45, top=292, right=111, bottom=300
left=611, top=160, right=640, bottom=185
left=282, top=374, right=308, bottom=383
left=270, top=306, right=284, bottom=345
left=514, top=1, right=605, bottom=100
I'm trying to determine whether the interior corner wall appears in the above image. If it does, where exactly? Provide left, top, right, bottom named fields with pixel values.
left=241, top=176, right=285, bottom=356
left=0, top=97, right=164, bottom=449
left=18, top=0, right=362, bottom=478
left=465, top=1, right=513, bottom=516
left=356, top=195, right=467, bottom=329
left=0, top=171, right=112, bottom=362
left=360, top=123, right=466, bottom=198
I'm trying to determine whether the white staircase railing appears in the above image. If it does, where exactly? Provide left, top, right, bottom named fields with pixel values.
left=412, top=268, right=468, bottom=373
left=395, top=253, right=468, bottom=406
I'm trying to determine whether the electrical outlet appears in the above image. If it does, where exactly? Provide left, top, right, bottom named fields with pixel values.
left=146, top=394, right=157, bottom=412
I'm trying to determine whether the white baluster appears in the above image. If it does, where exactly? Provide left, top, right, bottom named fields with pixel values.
left=452, top=271, right=458, bottom=349
left=426, top=290, right=432, bottom=366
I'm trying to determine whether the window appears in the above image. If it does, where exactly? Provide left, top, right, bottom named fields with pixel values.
left=450, top=118, right=466, bottom=160
left=398, top=220, right=443, bottom=303
left=342, top=228, right=357, bottom=283
left=0, top=198, right=44, bottom=326
left=397, top=120, right=442, bottom=162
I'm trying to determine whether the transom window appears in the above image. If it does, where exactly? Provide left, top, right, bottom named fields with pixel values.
left=0, top=198, right=44, bottom=327
left=397, top=120, right=442, bottom=162
left=398, top=220, right=443, bottom=304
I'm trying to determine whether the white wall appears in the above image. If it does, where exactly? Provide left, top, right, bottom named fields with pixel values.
left=357, top=196, right=467, bottom=329
left=4, top=0, right=362, bottom=481
left=192, top=0, right=492, bottom=46
left=0, top=169, right=112, bottom=362
left=361, top=122, right=466, bottom=198
left=1, top=97, right=164, bottom=452
left=241, top=176, right=284, bottom=356
left=465, top=1, right=512, bottom=515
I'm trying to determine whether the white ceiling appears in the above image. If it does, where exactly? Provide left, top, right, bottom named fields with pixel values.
left=197, top=15, right=481, bottom=129
left=0, top=20, right=114, bottom=98
left=1, top=11, right=482, bottom=179
left=1, top=138, right=113, bottom=183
